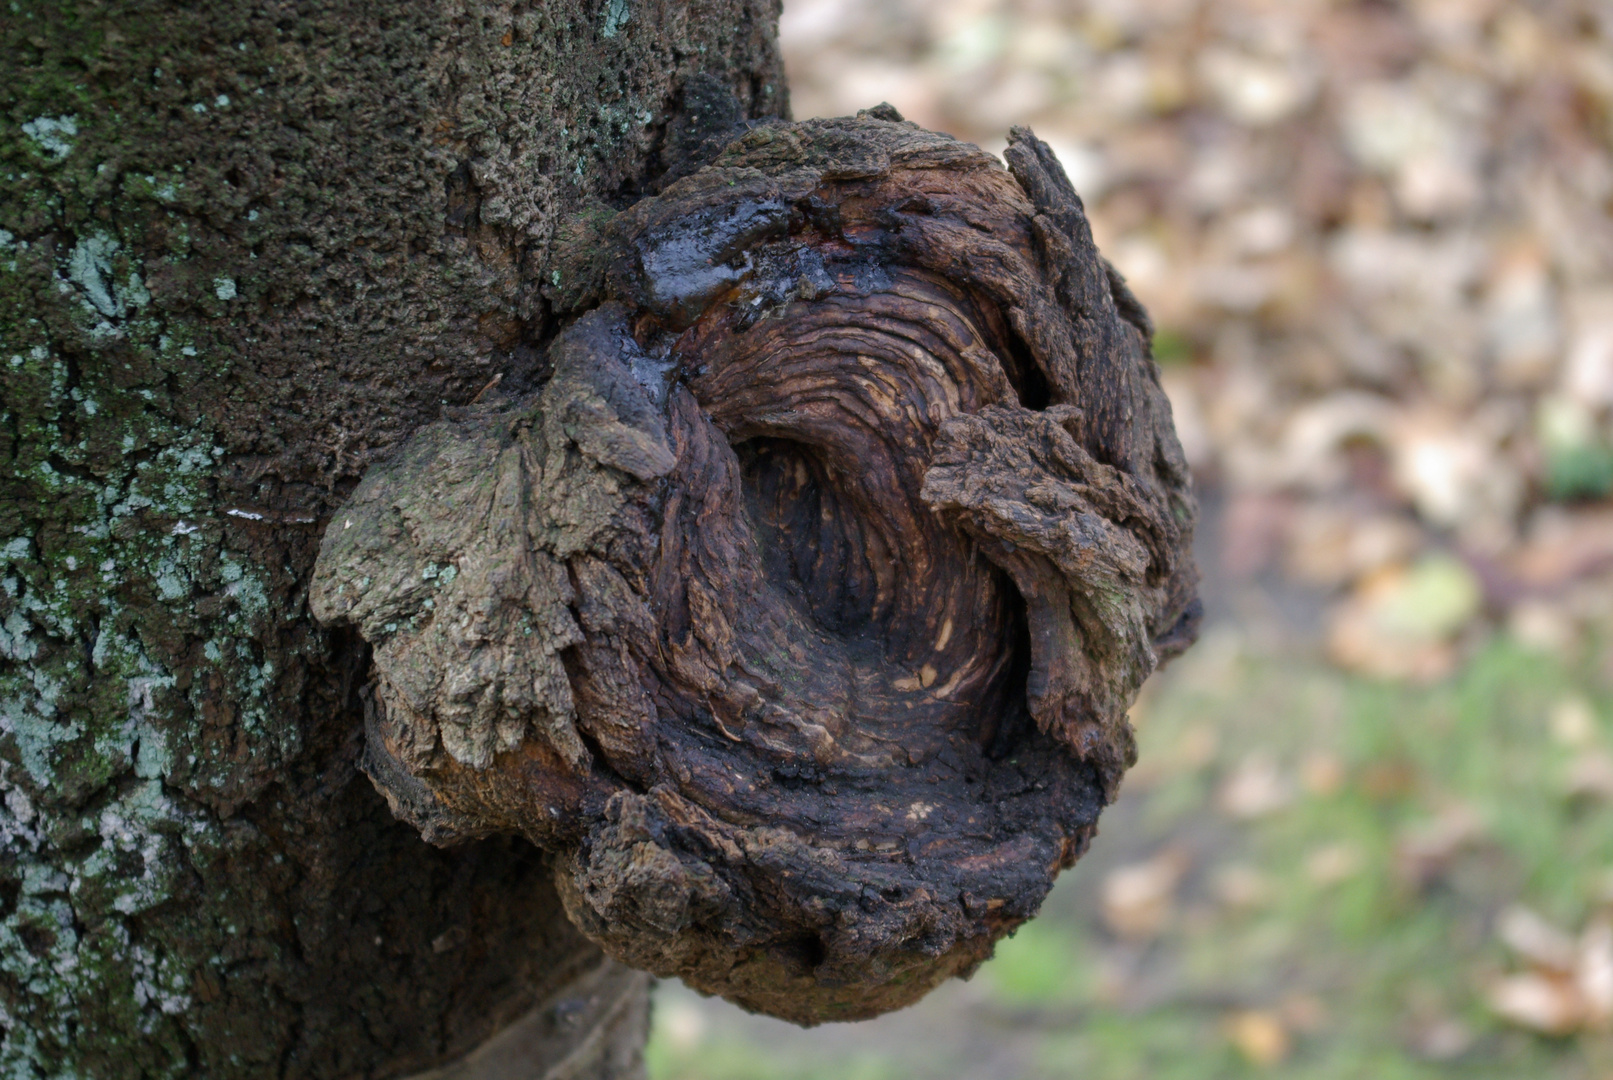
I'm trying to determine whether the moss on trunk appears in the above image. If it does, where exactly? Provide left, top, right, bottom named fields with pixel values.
left=0, top=1, right=784, bottom=1075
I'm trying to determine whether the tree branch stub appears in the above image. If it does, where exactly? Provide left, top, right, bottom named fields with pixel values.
left=311, top=114, right=1201, bottom=1026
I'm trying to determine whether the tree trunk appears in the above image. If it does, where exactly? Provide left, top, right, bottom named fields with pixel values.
left=0, top=2, right=784, bottom=1076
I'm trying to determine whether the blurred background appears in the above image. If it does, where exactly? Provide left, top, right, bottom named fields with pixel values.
left=648, top=1, right=1613, bottom=1075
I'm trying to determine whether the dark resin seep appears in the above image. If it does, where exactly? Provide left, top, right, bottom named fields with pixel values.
left=311, top=114, right=1200, bottom=1025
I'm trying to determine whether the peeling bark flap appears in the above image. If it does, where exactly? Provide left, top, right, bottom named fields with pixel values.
left=310, top=116, right=1201, bottom=1026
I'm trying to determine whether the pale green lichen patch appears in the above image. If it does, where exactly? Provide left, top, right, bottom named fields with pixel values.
left=0, top=732, right=207, bottom=1071
left=1, top=0, right=789, bottom=1070
left=20, top=116, right=77, bottom=160
left=65, top=234, right=121, bottom=317
left=601, top=0, right=632, bottom=38
left=1, top=226, right=291, bottom=1077
left=53, top=233, right=152, bottom=342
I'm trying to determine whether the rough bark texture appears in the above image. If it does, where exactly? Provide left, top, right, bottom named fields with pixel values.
left=312, top=115, right=1201, bottom=1025
left=0, top=1, right=782, bottom=1076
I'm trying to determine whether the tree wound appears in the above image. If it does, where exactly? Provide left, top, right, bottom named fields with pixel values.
left=311, top=116, right=1201, bottom=1025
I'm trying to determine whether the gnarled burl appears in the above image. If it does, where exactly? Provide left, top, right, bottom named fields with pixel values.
left=310, top=115, right=1200, bottom=1025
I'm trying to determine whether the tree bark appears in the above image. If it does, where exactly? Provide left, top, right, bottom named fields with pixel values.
left=0, top=2, right=783, bottom=1077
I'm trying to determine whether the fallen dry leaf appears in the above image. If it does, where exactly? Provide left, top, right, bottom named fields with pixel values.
left=1577, top=920, right=1613, bottom=1027
left=1408, top=1016, right=1474, bottom=1061
left=1552, top=696, right=1601, bottom=747
left=1497, top=905, right=1578, bottom=973
left=1218, top=754, right=1296, bottom=820
left=1484, top=908, right=1613, bottom=1035
left=1102, top=849, right=1190, bottom=940
left=1305, top=843, right=1365, bottom=887
left=1279, top=993, right=1328, bottom=1034
left=1300, top=751, right=1346, bottom=797
left=1177, top=723, right=1221, bottom=772
left=1488, top=972, right=1584, bottom=1035
left=1327, top=556, right=1482, bottom=681
left=1358, top=758, right=1419, bottom=801
left=1511, top=511, right=1613, bottom=591
left=1565, top=752, right=1613, bottom=802
left=1509, top=599, right=1579, bottom=654
left=1212, top=863, right=1274, bottom=911
left=1227, top=1009, right=1291, bottom=1066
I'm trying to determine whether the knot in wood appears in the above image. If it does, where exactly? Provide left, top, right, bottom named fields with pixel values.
left=310, top=116, right=1200, bottom=1025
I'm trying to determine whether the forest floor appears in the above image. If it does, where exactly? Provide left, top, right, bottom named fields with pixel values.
left=644, top=488, right=1613, bottom=1079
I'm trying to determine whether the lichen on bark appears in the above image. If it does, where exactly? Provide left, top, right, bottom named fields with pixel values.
left=1, top=0, right=785, bottom=1075
left=312, top=114, right=1200, bottom=1025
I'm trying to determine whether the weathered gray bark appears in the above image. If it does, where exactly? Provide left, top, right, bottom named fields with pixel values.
left=0, top=2, right=783, bottom=1076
